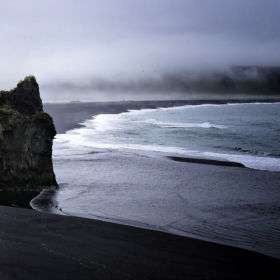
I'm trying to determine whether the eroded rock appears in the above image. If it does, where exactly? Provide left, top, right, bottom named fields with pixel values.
left=0, top=76, right=58, bottom=190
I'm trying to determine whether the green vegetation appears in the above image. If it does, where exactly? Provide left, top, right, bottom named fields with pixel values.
left=0, top=75, right=58, bottom=190
left=33, top=111, right=54, bottom=125
left=18, top=75, right=36, bottom=85
left=0, top=105, right=23, bottom=130
left=0, top=104, right=15, bottom=113
left=0, top=90, right=14, bottom=107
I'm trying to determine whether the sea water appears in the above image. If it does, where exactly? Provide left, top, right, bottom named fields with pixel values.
left=31, top=102, right=280, bottom=258
left=54, top=102, right=280, bottom=171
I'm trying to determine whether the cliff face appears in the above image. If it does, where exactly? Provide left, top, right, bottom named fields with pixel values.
left=0, top=76, right=58, bottom=190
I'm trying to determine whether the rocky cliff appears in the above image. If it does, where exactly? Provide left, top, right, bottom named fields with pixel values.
left=0, top=76, right=58, bottom=190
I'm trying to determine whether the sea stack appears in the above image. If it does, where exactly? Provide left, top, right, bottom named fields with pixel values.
left=0, top=76, right=58, bottom=190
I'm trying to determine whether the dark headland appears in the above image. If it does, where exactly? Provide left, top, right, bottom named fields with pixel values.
left=1, top=86, right=280, bottom=279
left=0, top=76, right=57, bottom=190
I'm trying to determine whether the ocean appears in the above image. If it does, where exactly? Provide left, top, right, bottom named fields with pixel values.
left=31, top=102, right=280, bottom=259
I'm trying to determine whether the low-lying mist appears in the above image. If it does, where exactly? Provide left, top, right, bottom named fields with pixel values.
left=41, top=66, right=280, bottom=102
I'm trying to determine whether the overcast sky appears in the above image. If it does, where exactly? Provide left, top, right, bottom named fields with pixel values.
left=1, top=0, right=280, bottom=100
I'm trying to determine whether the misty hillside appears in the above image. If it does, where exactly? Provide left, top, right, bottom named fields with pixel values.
left=186, top=66, right=280, bottom=95
left=42, top=66, right=280, bottom=99
left=151, top=66, right=280, bottom=95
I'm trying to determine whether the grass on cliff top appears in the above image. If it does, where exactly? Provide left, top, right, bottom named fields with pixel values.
left=0, top=75, right=37, bottom=110
left=18, top=75, right=36, bottom=84
left=0, top=75, right=36, bottom=102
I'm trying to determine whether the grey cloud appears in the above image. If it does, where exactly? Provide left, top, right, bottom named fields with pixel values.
left=0, top=0, right=279, bottom=97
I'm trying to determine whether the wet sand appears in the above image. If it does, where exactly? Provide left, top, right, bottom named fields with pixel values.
left=168, top=155, right=246, bottom=167
left=0, top=190, right=40, bottom=209
left=1, top=205, right=279, bottom=280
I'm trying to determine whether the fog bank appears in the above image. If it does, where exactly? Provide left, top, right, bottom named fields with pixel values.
left=41, top=66, right=280, bottom=101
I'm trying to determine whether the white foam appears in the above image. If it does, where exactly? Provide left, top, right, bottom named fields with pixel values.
left=158, top=104, right=221, bottom=111
left=62, top=101, right=278, bottom=134
left=204, top=152, right=280, bottom=172
left=55, top=133, right=195, bottom=155
left=53, top=102, right=280, bottom=172
left=141, top=119, right=227, bottom=129
left=55, top=132, right=280, bottom=172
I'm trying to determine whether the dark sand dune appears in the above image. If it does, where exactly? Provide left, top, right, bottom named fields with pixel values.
left=1, top=206, right=279, bottom=280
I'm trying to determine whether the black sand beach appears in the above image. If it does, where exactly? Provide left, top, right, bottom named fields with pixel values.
left=1, top=99, right=280, bottom=279
left=1, top=206, right=280, bottom=280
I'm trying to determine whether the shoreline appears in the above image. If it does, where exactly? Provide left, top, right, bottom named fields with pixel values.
left=0, top=189, right=41, bottom=209
left=44, top=98, right=280, bottom=134
left=168, top=155, right=246, bottom=167
left=1, top=205, right=280, bottom=279
left=1, top=99, right=280, bottom=278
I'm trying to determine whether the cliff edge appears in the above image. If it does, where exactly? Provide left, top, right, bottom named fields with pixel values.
left=0, top=76, right=58, bottom=190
